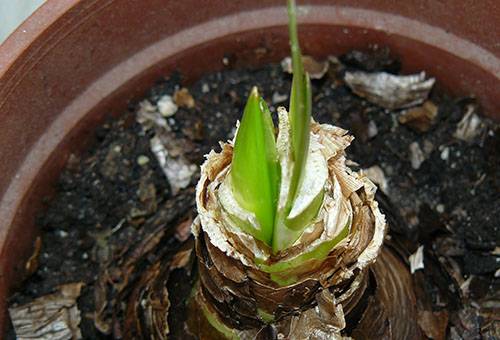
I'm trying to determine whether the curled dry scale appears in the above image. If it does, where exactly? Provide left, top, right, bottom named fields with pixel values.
left=7, top=1, right=499, bottom=340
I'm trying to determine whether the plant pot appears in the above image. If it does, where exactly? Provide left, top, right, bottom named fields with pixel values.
left=0, top=0, right=498, bottom=335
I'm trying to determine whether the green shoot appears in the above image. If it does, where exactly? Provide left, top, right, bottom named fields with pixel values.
left=287, top=0, right=312, bottom=205
left=272, top=0, right=313, bottom=252
left=230, top=87, right=279, bottom=245
left=230, top=0, right=319, bottom=252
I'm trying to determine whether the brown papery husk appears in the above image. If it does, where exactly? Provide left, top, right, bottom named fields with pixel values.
left=190, top=237, right=424, bottom=339
left=188, top=121, right=424, bottom=339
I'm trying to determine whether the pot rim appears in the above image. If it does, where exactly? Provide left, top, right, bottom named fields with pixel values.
left=0, top=1, right=76, bottom=77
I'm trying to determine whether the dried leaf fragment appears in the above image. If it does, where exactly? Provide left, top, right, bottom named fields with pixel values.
left=344, top=71, right=435, bottom=109
left=362, top=165, right=388, bottom=193
left=399, top=100, right=438, bottom=132
left=174, top=88, right=195, bottom=108
left=281, top=55, right=329, bottom=79
left=136, top=99, right=168, bottom=130
left=272, top=92, right=288, bottom=104
left=137, top=95, right=197, bottom=195
left=454, top=104, right=486, bottom=142
left=9, top=283, right=84, bottom=340
left=150, top=134, right=197, bottom=195
left=409, top=245, right=425, bottom=274
left=25, top=236, right=42, bottom=275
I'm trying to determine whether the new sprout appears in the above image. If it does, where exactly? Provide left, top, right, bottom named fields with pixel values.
left=229, top=0, right=319, bottom=252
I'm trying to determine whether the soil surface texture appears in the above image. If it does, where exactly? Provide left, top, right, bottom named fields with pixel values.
left=8, top=48, right=500, bottom=339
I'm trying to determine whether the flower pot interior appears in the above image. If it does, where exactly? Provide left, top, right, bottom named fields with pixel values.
left=0, top=0, right=498, bottom=335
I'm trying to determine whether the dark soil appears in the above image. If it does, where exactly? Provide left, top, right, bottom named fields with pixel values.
left=8, top=48, right=500, bottom=339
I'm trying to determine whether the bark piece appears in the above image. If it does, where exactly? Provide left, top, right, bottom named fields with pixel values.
left=9, top=283, right=84, bottom=340
left=93, top=192, right=196, bottom=339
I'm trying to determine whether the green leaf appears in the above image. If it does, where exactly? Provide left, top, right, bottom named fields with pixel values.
left=269, top=221, right=349, bottom=285
left=200, top=294, right=241, bottom=339
left=286, top=188, right=324, bottom=230
left=230, top=87, right=279, bottom=246
left=258, top=217, right=351, bottom=284
left=272, top=0, right=316, bottom=252
left=286, top=0, right=312, bottom=206
left=288, top=72, right=312, bottom=204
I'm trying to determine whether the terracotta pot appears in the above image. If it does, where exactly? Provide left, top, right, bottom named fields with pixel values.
left=0, top=0, right=498, bottom=335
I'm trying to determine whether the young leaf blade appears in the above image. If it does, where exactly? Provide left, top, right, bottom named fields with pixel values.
left=286, top=0, right=311, bottom=205
left=272, top=0, right=315, bottom=252
left=231, top=87, right=279, bottom=245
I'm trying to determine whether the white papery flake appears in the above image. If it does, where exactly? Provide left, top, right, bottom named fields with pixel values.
left=344, top=71, right=435, bottom=110
left=151, top=136, right=197, bottom=194
left=409, top=245, right=425, bottom=274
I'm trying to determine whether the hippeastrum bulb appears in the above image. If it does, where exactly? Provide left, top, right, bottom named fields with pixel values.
left=195, top=110, right=386, bottom=281
left=192, top=117, right=387, bottom=337
left=189, top=1, right=391, bottom=338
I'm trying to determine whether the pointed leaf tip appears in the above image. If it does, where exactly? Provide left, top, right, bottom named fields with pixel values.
left=230, top=88, right=279, bottom=246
